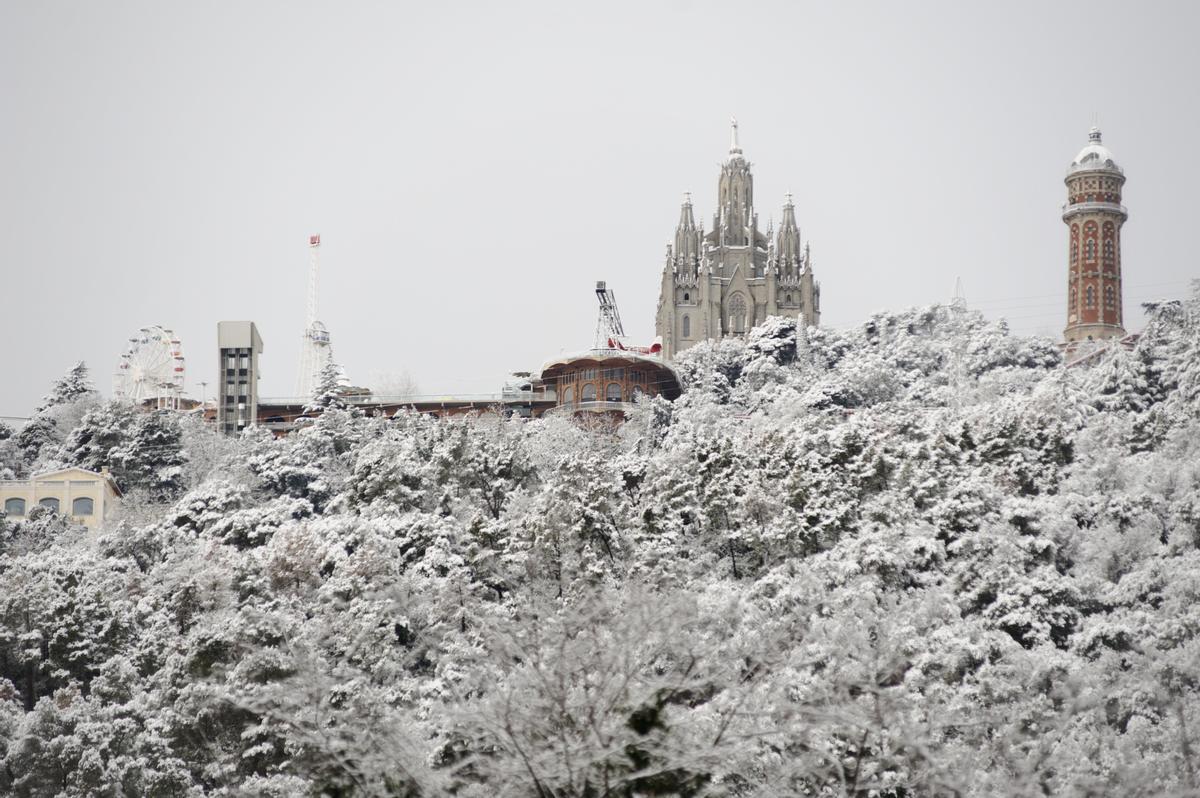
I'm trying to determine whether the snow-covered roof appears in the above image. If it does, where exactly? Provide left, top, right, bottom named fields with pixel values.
left=1068, top=127, right=1122, bottom=175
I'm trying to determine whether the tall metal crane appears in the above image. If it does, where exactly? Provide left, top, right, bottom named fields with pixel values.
left=594, top=281, right=626, bottom=349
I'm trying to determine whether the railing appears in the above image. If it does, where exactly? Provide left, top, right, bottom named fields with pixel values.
left=547, top=401, right=638, bottom=416
left=1061, top=201, right=1128, bottom=219
left=258, top=391, right=558, bottom=406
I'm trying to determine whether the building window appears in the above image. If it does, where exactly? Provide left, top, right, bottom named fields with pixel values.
left=38, top=497, right=60, bottom=513
left=72, top=497, right=94, bottom=516
left=605, top=382, right=622, bottom=402
left=4, top=497, right=25, bottom=516
left=581, top=383, right=596, bottom=402
left=1085, top=239, right=1096, bottom=259
left=682, top=315, right=690, bottom=338
left=561, top=386, right=573, bottom=405
left=1105, top=284, right=1116, bottom=308
left=683, top=292, right=690, bottom=302
left=728, top=293, right=748, bottom=333
left=1086, top=286, right=1096, bottom=308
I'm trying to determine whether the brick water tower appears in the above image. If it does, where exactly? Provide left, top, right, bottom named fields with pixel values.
left=1063, top=127, right=1127, bottom=342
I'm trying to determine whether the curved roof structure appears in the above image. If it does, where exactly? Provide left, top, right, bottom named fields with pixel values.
left=1069, top=127, right=1122, bottom=175
left=538, top=348, right=683, bottom=400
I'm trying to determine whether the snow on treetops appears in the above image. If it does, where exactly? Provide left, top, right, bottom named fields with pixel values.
left=2, top=292, right=1200, bottom=796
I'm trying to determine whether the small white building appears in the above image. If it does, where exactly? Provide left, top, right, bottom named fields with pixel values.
left=0, top=467, right=122, bottom=529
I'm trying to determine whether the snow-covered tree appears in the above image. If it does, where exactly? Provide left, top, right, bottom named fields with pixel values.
left=60, top=403, right=187, bottom=498
left=14, top=415, right=59, bottom=470
left=35, top=361, right=97, bottom=413
left=304, top=359, right=349, bottom=413
left=3, top=301, right=1200, bottom=796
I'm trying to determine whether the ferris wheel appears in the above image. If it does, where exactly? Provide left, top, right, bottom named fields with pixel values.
left=113, top=325, right=187, bottom=409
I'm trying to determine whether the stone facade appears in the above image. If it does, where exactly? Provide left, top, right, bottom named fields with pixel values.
left=1063, top=127, right=1127, bottom=342
left=0, top=467, right=121, bottom=529
left=656, top=120, right=819, bottom=360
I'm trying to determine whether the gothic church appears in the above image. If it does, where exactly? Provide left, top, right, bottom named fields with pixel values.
left=656, top=120, right=820, bottom=360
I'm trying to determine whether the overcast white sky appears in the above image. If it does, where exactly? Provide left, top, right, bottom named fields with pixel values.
left=3, top=1, right=1198, bottom=416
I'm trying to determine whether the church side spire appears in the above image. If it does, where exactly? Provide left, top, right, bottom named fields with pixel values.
left=673, top=192, right=701, bottom=265
left=775, top=192, right=802, bottom=270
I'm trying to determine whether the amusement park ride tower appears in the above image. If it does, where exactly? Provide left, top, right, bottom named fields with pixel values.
left=295, top=234, right=335, bottom=398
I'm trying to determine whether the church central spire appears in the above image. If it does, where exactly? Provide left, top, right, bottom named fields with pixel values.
left=728, top=117, right=743, bottom=160
left=716, top=117, right=754, bottom=244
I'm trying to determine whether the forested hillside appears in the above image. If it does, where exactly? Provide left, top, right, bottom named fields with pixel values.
left=3, top=292, right=1200, bottom=797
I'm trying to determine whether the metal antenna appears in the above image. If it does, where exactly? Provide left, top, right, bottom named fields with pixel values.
left=296, top=234, right=334, bottom=396
left=305, top=234, right=320, bottom=329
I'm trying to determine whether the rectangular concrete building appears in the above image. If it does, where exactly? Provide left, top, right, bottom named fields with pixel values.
left=217, top=321, right=263, bottom=435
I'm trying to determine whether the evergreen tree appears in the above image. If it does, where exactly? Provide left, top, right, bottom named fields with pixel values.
left=304, top=359, right=348, bottom=413
left=14, top=415, right=59, bottom=468
left=35, top=361, right=97, bottom=413
left=2, top=302, right=1200, bottom=796
left=61, top=403, right=187, bottom=498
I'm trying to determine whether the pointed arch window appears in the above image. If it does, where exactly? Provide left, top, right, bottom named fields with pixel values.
left=1104, top=284, right=1116, bottom=309
left=728, top=294, right=748, bottom=334
left=1086, top=285, right=1096, bottom=308
left=682, top=315, right=690, bottom=338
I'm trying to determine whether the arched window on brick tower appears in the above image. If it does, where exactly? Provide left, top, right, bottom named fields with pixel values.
left=1103, top=222, right=1115, bottom=270
left=1086, top=285, right=1096, bottom=309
